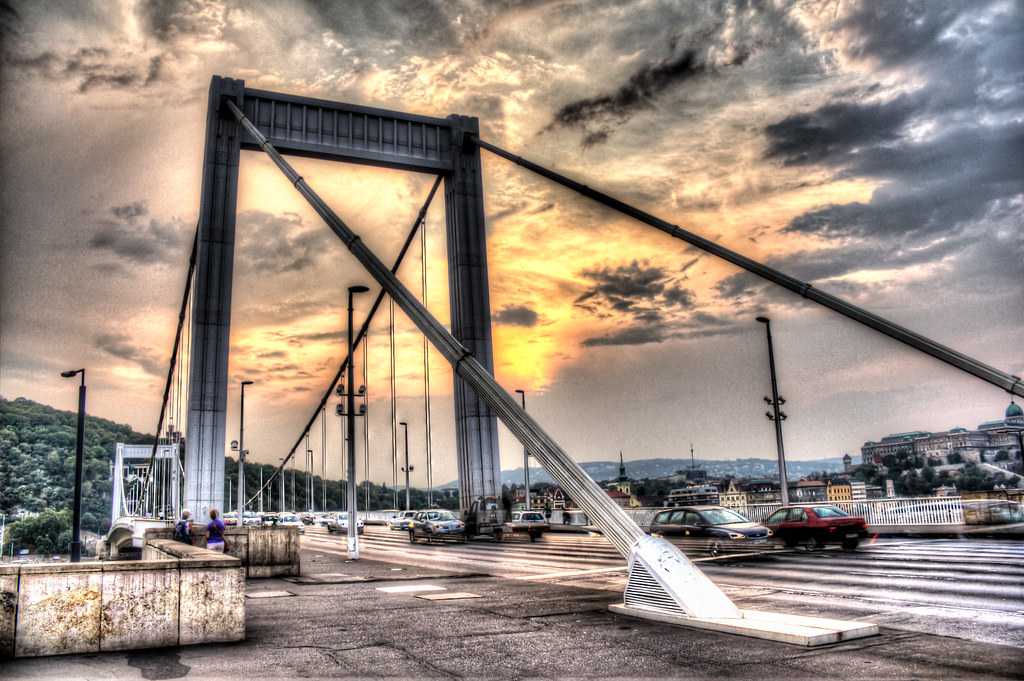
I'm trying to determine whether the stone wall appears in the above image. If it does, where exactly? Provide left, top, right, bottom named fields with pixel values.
left=146, top=525, right=300, bottom=578
left=0, top=539, right=244, bottom=659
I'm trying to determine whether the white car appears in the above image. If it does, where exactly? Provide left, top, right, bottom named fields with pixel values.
left=276, top=513, right=304, bottom=534
left=327, top=512, right=365, bottom=534
left=388, top=510, right=418, bottom=530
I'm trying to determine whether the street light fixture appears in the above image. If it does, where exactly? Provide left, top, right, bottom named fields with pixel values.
left=399, top=421, right=413, bottom=511
left=60, top=368, right=86, bottom=562
left=515, top=389, right=530, bottom=510
left=756, top=317, right=790, bottom=506
left=238, top=380, right=254, bottom=517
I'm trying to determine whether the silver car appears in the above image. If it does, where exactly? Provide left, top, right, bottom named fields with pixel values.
left=326, top=512, right=364, bottom=534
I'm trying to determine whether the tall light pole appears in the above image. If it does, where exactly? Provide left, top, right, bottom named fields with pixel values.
left=60, top=368, right=86, bottom=562
left=756, top=317, right=790, bottom=506
left=515, top=389, right=530, bottom=510
left=399, top=421, right=413, bottom=511
left=306, top=448, right=314, bottom=512
left=279, top=457, right=286, bottom=511
left=347, top=285, right=370, bottom=558
left=238, top=380, right=254, bottom=517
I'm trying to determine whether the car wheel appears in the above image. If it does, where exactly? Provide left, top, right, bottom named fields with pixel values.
left=841, top=538, right=860, bottom=551
left=708, top=541, right=722, bottom=557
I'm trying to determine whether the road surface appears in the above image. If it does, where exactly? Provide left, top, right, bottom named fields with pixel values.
left=304, top=525, right=1024, bottom=648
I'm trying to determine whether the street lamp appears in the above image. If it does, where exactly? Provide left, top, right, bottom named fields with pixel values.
left=347, top=284, right=370, bottom=558
left=306, top=448, right=314, bottom=512
left=60, top=368, right=86, bottom=562
left=515, top=389, right=530, bottom=510
left=756, top=317, right=790, bottom=506
left=399, top=421, right=413, bottom=511
left=238, top=380, right=254, bottom=516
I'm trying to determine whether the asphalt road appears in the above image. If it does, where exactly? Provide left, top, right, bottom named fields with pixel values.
left=304, top=525, right=1024, bottom=648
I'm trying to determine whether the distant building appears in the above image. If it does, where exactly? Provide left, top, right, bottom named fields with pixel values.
left=605, top=489, right=640, bottom=508
left=850, top=480, right=867, bottom=501
left=744, top=480, right=781, bottom=504
left=842, top=453, right=853, bottom=473
left=605, top=452, right=632, bottom=495
left=862, top=403, right=1024, bottom=467
left=793, top=479, right=828, bottom=502
left=719, top=479, right=748, bottom=510
left=666, top=485, right=720, bottom=506
left=885, top=479, right=896, bottom=497
left=827, top=481, right=853, bottom=502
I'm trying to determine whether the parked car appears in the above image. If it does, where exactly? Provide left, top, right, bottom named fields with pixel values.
left=224, top=511, right=239, bottom=527
left=241, top=511, right=262, bottom=527
left=261, top=513, right=279, bottom=526
left=502, top=511, right=549, bottom=542
left=388, top=510, right=418, bottom=531
left=409, top=510, right=466, bottom=543
left=764, top=505, right=867, bottom=550
left=276, top=513, right=304, bottom=533
left=326, top=512, right=364, bottom=534
left=648, top=505, right=773, bottom=555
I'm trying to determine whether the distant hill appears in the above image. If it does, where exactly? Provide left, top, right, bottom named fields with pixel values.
left=441, top=455, right=846, bottom=488
left=0, top=396, right=154, bottom=534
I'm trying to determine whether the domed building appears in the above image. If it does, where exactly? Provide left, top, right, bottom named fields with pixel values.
left=861, top=402, right=1024, bottom=468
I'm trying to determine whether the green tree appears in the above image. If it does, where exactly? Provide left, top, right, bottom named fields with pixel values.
left=9, top=509, right=72, bottom=554
left=948, top=452, right=963, bottom=464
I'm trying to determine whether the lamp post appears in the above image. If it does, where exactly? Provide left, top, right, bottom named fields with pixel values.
left=514, top=390, right=530, bottom=510
left=756, top=317, right=790, bottom=506
left=399, top=421, right=413, bottom=511
left=306, top=448, right=314, bottom=512
left=238, top=380, right=254, bottom=517
left=347, top=285, right=370, bottom=558
left=60, top=368, right=86, bottom=562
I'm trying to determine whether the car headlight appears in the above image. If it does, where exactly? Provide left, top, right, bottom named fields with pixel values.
left=766, top=529, right=773, bottom=536
left=727, top=532, right=745, bottom=540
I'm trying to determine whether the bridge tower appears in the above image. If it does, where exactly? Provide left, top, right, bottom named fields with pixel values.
left=184, top=76, right=501, bottom=518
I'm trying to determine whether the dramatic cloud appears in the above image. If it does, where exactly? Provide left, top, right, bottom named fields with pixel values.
left=494, top=305, right=539, bottom=327
left=545, top=45, right=748, bottom=146
left=575, top=260, right=694, bottom=318
left=89, top=203, right=188, bottom=264
left=5, top=47, right=162, bottom=93
left=95, top=333, right=163, bottom=376
left=235, top=211, right=333, bottom=275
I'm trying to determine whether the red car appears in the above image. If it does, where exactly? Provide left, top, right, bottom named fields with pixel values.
left=765, top=505, right=868, bottom=550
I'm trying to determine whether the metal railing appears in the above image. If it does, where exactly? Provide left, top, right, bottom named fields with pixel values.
left=622, top=497, right=967, bottom=528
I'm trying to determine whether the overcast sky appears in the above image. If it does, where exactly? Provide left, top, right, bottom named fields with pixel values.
left=1, top=1, right=1021, bottom=488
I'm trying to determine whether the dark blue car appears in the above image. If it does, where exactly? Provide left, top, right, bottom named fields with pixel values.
left=648, top=505, right=773, bottom=555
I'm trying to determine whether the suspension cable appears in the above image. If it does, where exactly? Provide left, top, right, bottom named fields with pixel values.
left=138, top=222, right=200, bottom=506
left=474, top=138, right=1024, bottom=400
left=244, top=174, right=443, bottom=506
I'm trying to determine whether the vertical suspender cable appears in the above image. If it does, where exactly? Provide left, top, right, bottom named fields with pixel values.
left=421, top=213, right=434, bottom=508
left=389, top=297, right=399, bottom=509
left=139, top=223, right=200, bottom=504
left=322, top=407, right=327, bottom=511
left=363, top=334, right=371, bottom=511
left=244, top=177, right=442, bottom=506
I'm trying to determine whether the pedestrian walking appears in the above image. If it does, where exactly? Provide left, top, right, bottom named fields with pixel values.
left=206, top=508, right=228, bottom=553
left=174, top=510, right=193, bottom=544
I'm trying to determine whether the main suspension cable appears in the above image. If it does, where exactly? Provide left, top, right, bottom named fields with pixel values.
left=474, top=138, right=1024, bottom=400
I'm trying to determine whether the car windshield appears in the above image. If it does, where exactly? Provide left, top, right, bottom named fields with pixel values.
left=699, top=508, right=749, bottom=525
left=813, top=506, right=848, bottom=518
left=522, top=513, right=544, bottom=521
left=279, top=514, right=297, bottom=522
left=430, top=511, right=457, bottom=521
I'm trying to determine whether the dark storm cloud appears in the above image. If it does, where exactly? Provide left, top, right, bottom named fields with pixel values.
left=89, top=203, right=188, bottom=264
left=545, top=46, right=748, bottom=146
left=300, top=0, right=456, bottom=56
left=4, top=47, right=162, bottom=93
left=575, top=260, right=695, bottom=316
left=136, top=0, right=220, bottom=42
left=834, top=0, right=968, bottom=69
left=95, top=333, right=163, bottom=376
left=581, top=325, right=665, bottom=347
left=494, top=305, right=539, bottom=327
left=236, top=211, right=333, bottom=275
left=763, top=93, right=921, bottom=167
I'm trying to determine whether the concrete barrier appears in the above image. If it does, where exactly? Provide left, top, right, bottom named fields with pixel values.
left=145, top=525, right=300, bottom=578
left=0, top=539, right=244, bottom=659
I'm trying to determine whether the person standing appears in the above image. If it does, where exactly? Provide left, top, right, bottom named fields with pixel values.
left=206, top=508, right=228, bottom=553
left=174, top=510, right=193, bottom=544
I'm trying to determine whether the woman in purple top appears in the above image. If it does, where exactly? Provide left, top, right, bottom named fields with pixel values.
left=206, top=508, right=227, bottom=552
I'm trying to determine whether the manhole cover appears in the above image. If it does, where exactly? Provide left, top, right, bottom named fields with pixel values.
left=246, top=590, right=295, bottom=599
left=416, top=592, right=482, bottom=601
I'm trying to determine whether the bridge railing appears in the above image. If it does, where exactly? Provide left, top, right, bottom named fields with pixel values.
left=620, top=497, right=966, bottom=529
